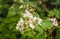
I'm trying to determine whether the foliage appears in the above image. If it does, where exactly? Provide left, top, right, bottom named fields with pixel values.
left=0, top=0, right=60, bottom=39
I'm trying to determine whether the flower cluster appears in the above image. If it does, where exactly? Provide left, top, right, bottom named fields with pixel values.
left=16, top=18, right=24, bottom=31
left=16, top=10, right=42, bottom=31
left=50, top=17, right=58, bottom=26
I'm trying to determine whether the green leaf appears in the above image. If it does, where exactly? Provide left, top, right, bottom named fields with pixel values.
left=48, top=9, right=57, bottom=17
left=48, top=35, right=54, bottom=39
left=56, top=26, right=60, bottom=39
left=7, top=4, right=19, bottom=17
left=32, top=30, right=36, bottom=35
left=35, top=33, right=46, bottom=39
left=56, top=10, right=60, bottom=18
left=33, top=12, right=40, bottom=17
left=26, top=31, right=32, bottom=37
left=34, top=26, right=44, bottom=33
left=11, top=33, right=17, bottom=39
left=7, top=8, right=16, bottom=17
left=40, top=20, right=53, bottom=30
left=27, top=1, right=37, bottom=7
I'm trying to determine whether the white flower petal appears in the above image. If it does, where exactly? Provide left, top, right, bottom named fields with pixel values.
left=23, top=14, right=27, bottom=18
left=53, top=22, right=58, bottom=26
left=19, top=26, right=24, bottom=31
left=50, top=18, right=56, bottom=22
left=16, top=26, right=19, bottom=30
left=33, top=16, right=37, bottom=22
left=19, top=5, right=23, bottom=9
left=37, top=18, right=42, bottom=24
left=23, top=10, right=33, bottom=18
left=16, top=18, right=24, bottom=27
left=25, top=10, right=30, bottom=13
left=50, top=18, right=58, bottom=26
left=29, top=23, right=35, bottom=29
left=29, top=19, right=32, bottom=23
left=53, top=21, right=58, bottom=26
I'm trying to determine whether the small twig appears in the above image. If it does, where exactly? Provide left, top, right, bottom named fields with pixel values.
left=46, top=27, right=57, bottom=38
left=41, top=3, right=49, bottom=13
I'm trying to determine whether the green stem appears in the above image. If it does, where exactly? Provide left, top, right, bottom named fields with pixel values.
left=46, top=27, right=57, bottom=38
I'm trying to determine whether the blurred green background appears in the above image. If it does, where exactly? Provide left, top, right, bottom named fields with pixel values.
left=0, top=0, right=60, bottom=39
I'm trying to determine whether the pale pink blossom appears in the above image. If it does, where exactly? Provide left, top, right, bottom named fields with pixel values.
left=25, top=11, right=33, bottom=18
left=23, top=14, right=27, bottom=18
left=16, top=26, right=24, bottom=31
left=29, top=23, right=35, bottom=29
left=50, top=18, right=56, bottom=22
left=16, top=18, right=24, bottom=30
left=23, top=10, right=33, bottom=18
left=19, top=26, right=24, bottom=31
left=16, top=9, right=43, bottom=31
left=29, top=19, right=32, bottom=23
left=53, top=21, right=58, bottom=26
left=33, top=17, right=42, bottom=24
left=25, top=10, right=30, bottom=13
left=33, top=16, right=37, bottom=22
left=50, top=18, right=58, bottom=26
left=17, top=18, right=24, bottom=26
left=36, top=18, right=42, bottom=25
